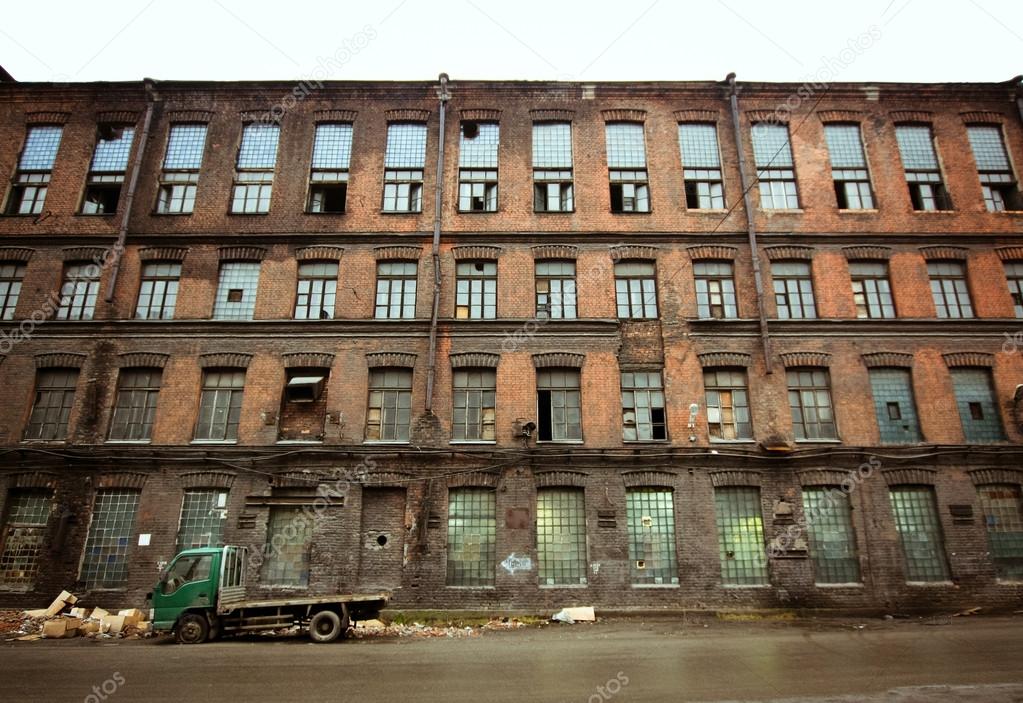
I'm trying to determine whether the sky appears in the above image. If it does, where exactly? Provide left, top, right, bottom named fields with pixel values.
left=0, top=0, right=1021, bottom=85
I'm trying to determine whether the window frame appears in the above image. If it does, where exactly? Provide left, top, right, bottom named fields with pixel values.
left=786, top=367, right=838, bottom=441
left=307, top=122, right=353, bottom=214
left=614, top=260, right=659, bottom=320
left=230, top=123, right=280, bottom=215
left=693, top=260, right=737, bottom=319
left=374, top=260, right=418, bottom=320
left=451, top=368, right=497, bottom=443
left=156, top=123, right=207, bottom=215
left=678, top=122, right=725, bottom=210
left=771, top=260, right=816, bottom=320
left=823, top=123, right=875, bottom=210
left=894, top=124, right=953, bottom=211
left=382, top=123, right=427, bottom=213
left=5, top=125, right=63, bottom=216
left=135, top=261, right=181, bottom=320
left=193, top=368, right=246, bottom=443
left=751, top=123, right=799, bottom=210
left=532, top=122, right=574, bottom=213
left=703, top=368, right=753, bottom=441
left=457, top=121, right=499, bottom=213
left=293, top=260, right=338, bottom=320
left=365, top=367, right=413, bottom=443
left=534, top=260, right=577, bottom=320
left=24, top=368, right=79, bottom=442
left=80, top=124, right=135, bottom=216
left=620, top=370, right=667, bottom=442
left=0, top=262, right=27, bottom=321
left=926, top=260, right=974, bottom=319
left=107, top=367, right=162, bottom=442
left=454, top=260, right=497, bottom=320
left=536, top=368, right=582, bottom=443
left=848, top=260, right=895, bottom=319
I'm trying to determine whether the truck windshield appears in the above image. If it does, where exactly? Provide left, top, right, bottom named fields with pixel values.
left=161, top=555, right=213, bottom=595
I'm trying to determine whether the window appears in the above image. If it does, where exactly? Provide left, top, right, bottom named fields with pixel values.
left=135, top=262, right=180, bottom=320
left=81, top=124, right=134, bottom=214
left=294, top=261, right=337, bottom=320
left=787, top=368, right=837, bottom=440
left=307, top=122, right=352, bottom=213
left=80, top=490, right=140, bottom=589
left=626, top=488, right=678, bottom=585
left=24, top=369, right=78, bottom=441
left=157, top=123, right=207, bottom=214
left=537, top=489, right=588, bottom=586
left=824, top=124, right=874, bottom=209
left=533, top=122, right=574, bottom=212
left=452, top=369, right=496, bottom=442
left=260, top=506, right=313, bottom=586
left=1005, top=262, right=1023, bottom=318
left=976, top=484, right=1023, bottom=581
left=455, top=261, right=497, bottom=319
left=6, top=125, right=62, bottom=215
left=383, top=123, right=426, bottom=212
left=693, top=261, right=737, bottom=319
left=0, top=263, right=26, bottom=320
left=537, top=368, right=582, bottom=442
left=231, top=123, right=279, bottom=213
left=771, top=261, right=815, bottom=319
left=967, top=125, right=1021, bottom=212
left=889, top=486, right=950, bottom=582
left=176, top=489, right=229, bottom=550
left=868, top=368, right=922, bottom=444
left=606, top=123, right=649, bottom=212
left=366, top=368, right=412, bottom=442
left=895, top=125, right=951, bottom=211
left=194, top=369, right=245, bottom=442
left=849, top=261, right=895, bottom=319
left=621, top=371, right=666, bottom=441
left=614, top=261, right=658, bottom=319
left=56, top=262, right=100, bottom=321
left=108, top=368, right=162, bottom=441
left=752, top=123, right=798, bottom=209
left=802, top=487, right=861, bottom=584
left=950, top=368, right=1004, bottom=443
left=678, top=123, right=724, bottom=209
left=714, top=486, right=769, bottom=585
left=927, top=261, right=973, bottom=319
left=446, top=488, right=496, bottom=587
left=458, top=122, right=498, bottom=212
left=535, top=260, right=577, bottom=319
left=0, top=490, right=52, bottom=589
left=213, top=262, right=261, bottom=320
left=374, top=261, right=417, bottom=319
left=704, top=368, right=753, bottom=440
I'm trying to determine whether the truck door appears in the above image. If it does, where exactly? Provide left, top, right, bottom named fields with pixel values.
left=154, top=554, right=215, bottom=624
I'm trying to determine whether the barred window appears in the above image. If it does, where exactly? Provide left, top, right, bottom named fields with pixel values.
left=714, top=486, right=769, bottom=585
left=231, top=123, right=279, bottom=214
left=606, top=123, right=649, bottom=213
left=7, top=125, right=63, bottom=215
left=194, top=369, right=245, bottom=441
left=889, top=486, right=950, bottom=582
left=80, top=125, right=134, bottom=215
left=752, top=123, right=798, bottom=209
left=621, top=371, right=666, bottom=441
left=704, top=368, right=753, bottom=440
left=452, top=369, right=496, bottom=442
left=895, top=125, right=952, bottom=211
left=383, top=123, right=426, bottom=213
left=771, top=261, right=816, bottom=319
left=458, top=122, right=499, bottom=212
left=80, top=490, right=140, bottom=589
left=158, top=124, right=207, bottom=214
left=615, top=261, right=658, bottom=319
left=537, top=488, right=588, bottom=586
left=679, top=123, right=724, bottom=209
left=135, top=262, right=180, bottom=320
left=824, top=124, right=874, bottom=209
left=57, top=262, right=100, bottom=321
left=537, top=368, right=582, bottom=442
left=446, top=488, right=496, bottom=587
left=455, top=261, right=497, bottom=319
left=802, top=487, right=861, bottom=584
left=213, top=262, right=261, bottom=320
left=308, top=123, right=352, bottom=213
left=849, top=261, right=895, bottom=319
left=108, top=368, right=162, bottom=441
left=868, top=368, right=922, bottom=444
left=237, top=123, right=280, bottom=169
left=693, top=261, right=737, bottom=319
left=260, top=506, right=313, bottom=587
left=176, top=489, right=229, bottom=550
left=366, top=368, right=413, bottom=442
left=0, top=490, right=52, bottom=588
left=18, top=125, right=63, bottom=171
left=374, top=261, right=417, bottom=319
left=967, top=125, right=1021, bottom=212
left=927, top=261, right=973, bottom=319
left=1004, top=262, right=1023, bottom=318
left=787, top=368, right=837, bottom=440
left=976, top=484, right=1023, bottom=581
left=950, top=368, right=1004, bottom=443
left=626, top=488, right=678, bottom=585
left=294, top=261, right=338, bottom=320
left=533, top=122, right=573, bottom=212
left=24, top=369, right=78, bottom=441
left=535, top=260, right=577, bottom=319
left=0, top=263, right=26, bottom=320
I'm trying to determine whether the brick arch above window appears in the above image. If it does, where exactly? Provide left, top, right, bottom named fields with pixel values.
left=779, top=352, right=831, bottom=368
left=34, top=352, right=86, bottom=369
left=139, top=246, right=188, bottom=262
left=709, top=470, right=762, bottom=487
left=450, top=352, right=500, bottom=369
left=622, top=470, right=677, bottom=488
left=0, top=247, right=35, bottom=263
left=842, top=245, right=891, bottom=261
left=673, top=109, right=720, bottom=122
left=535, top=470, right=590, bottom=488
left=96, top=110, right=139, bottom=125
left=889, top=110, right=933, bottom=123
left=180, top=471, right=236, bottom=490
left=386, top=109, right=430, bottom=122
left=460, top=108, right=501, bottom=122
left=531, top=244, right=578, bottom=261
left=861, top=352, right=914, bottom=368
left=198, top=352, right=253, bottom=369
left=764, top=245, right=814, bottom=261
left=272, top=470, right=330, bottom=488
left=532, top=352, right=584, bottom=369
left=295, top=246, right=344, bottom=262
left=451, top=245, right=502, bottom=261
left=362, top=471, right=415, bottom=488
left=601, top=109, right=646, bottom=123
left=697, top=352, right=752, bottom=368
left=218, top=246, right=266, bottom=262
left=314, top=109, right=357, bottom=123
left=282, top=352, right=335, bottom=369
left=26, top=111, right=70, bottom=125
left=968, top=468, right=1023, bottom=486
left=366, top=352, right=416, bottom=369
left=797, top=469, right=858, bottom=487
left=96, top=472, right=148, bottom=490
left=374, top=245, right=422, bottom=261
left=448, top=471, right=499, bottom=488
left=62, top=247, right=107, bottom=262
left=610, top=244, right=658, bottom=262
left=919, top=246, right=968, bottom=261
left=995, top=247, right=1023, bottom=261
left=239, top=109, right=280, bottom=124
left=881, top=468, right=937, bottom=486
left=942, top=352, right=994, bottom=368
left=960, top=110, right=1008, bottom=124
left=166, top=110, right=214, bottom=123
left=687, top=245, right=737, bottom=262
left=817, top=109, right=864, bottom=123
left=529, top=109, right=574, bottom=122
left=9, top=471, right=59, bottom=489
left=117, top=352, right=169, bottom=369
left=746, top=110, right=788, bottom=124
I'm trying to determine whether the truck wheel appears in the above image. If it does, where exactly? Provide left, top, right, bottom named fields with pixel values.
left=176, top=613, right=210, bottom=644
left=308, top=610, right=342, bottom=643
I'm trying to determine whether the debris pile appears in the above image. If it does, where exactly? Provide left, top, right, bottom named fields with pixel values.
left=351, top=617, right=532, bottom=639
left=2, top=591, right=153, bottom=641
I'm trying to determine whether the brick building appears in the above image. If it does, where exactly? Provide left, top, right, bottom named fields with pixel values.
left=0, top=73, right=1022, bottom=613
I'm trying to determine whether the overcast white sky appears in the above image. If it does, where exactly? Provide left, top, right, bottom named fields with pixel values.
left=1, top=0, right=1020, bottom=84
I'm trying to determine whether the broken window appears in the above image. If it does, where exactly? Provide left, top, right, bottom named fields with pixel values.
left=307, top=122, right=352, bottom=213
left=176, top=489, right=229, bottom=550
left=704, top=368, right=753, bottom=440
left=458, top=122, right=499, bottom=212
left=621, top=371, right=666, bottom=441
left=678, top=123, right=724, bottom=209
left=383, top=123, right=426, bottom=212
left=626, top=488, right=678, bottom=585
left=537, top=368, right=582, bottom=442
left=56, top=262, right=100, bottom=320
left=108, top=367, right=162, bottom=442
left=614, top=261, right=658, bottom=319
left=787, top=368, right=837, bottom=441
left=802, top=487, right=861, bottom=584
left=374, top=261, right=417, bottom=319
left=752, top=123, right=799, bottom=209
left=693, top=261, right=737, bottom=319
left=0, top=263, right=26, bottom=320
left=537, top=488, right=588, bottom=586
left=889, top=486, right=950, bottom=582
left=452, top=369, right=496, bottom=442
left=81, top=124, right=134, bottom=215
left=533, top=122, right=574, bottom=212
left=294, top=261, right=337, bottom=320
left=455, top=261, right=497, bottom=319
left=895, top=124, right=952, bottom=210
left=1004, top=262, right=1023, bottom=318
left=279, top=367, right=329, bottom=441
left=535, top=260, right=577, bottom=319
left=6, top=125, right=62, bottom=215
left=772, top=261, right=816, bottom=319
left=135, top=262, right=180, bottom=320
left=213, top=261, right=261, bottom=320
left=967, top=125, right=1021, bottom=212
left=0, top=490, right=52, bottom=589
left=927, top=260, right=973, bottom=318
left=157, top=123, right=207, bottom=214
left=231, top=123, right=279, bottom=213
left=868, top=368, right=922, bottom=444
left=714, top=486, right=769, bottom=585
left=80, top=489, right=140, bottom=589
left=24, top=368, right=78, bottom=441
left=824, top=123, right=874, bottom=209
left=976, top=484, right=1023, bottom=581
left=366, top=368, right=412, bottom=442
left=849, top=261, right=895, bottom=319
left=606, top=123, right=649, bottom=212
left=446, top=488, right=496, bottom=587
left=194, top=369, right=245, bottom=442
left=950, top=368, right=1004, bottom=443
left=260, top=506, right=313, bottom=587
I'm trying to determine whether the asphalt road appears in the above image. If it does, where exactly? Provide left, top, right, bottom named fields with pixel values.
left=2, top=617, right=1022, bottom=703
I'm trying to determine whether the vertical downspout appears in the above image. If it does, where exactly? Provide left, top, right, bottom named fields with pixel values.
left=425, top=73, right=450, bottom=412
left=726, top=73, right=772, bottom=373
left=105, top=77, right=157, bottom=303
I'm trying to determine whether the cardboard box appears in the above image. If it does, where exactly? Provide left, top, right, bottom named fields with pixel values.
left=118, top=608, right=146, bottom=625
left=43, top=590, right=78, bottom=618
left=70, top=607, right=92, bottom=619
left=80, top=621, right=101, bottom=635
left=41, top=619, right=79, bottom=639
left=100, top=615, right=126, bottom=634
left=90, top=607, right=109, bottom=621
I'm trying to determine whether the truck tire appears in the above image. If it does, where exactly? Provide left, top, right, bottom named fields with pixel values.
left=176, top=613, right=210, bottom=644
left=308, top=610, right=342, bottom=643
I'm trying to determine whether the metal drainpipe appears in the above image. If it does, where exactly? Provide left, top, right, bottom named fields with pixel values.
left=105, top=77, right=157, bottom=303
left=726, top=73, right=773, bottom=373
left=1015, top=75, right=1023, bottom=125
left=425, top=73, right=451, bottom=412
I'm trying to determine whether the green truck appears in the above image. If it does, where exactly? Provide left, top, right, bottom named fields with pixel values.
left=148, top=545, right=388, bottom=644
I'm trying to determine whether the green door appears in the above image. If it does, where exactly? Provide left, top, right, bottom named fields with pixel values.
left=152, top=553, right=216, bottom=628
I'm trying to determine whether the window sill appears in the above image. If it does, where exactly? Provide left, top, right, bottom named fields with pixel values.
left=815, top=582, right=864, bottom=588
left=533, top=210, right=576, bottom=215
left=683, top=208, right=729, bottom=214
left=760, top=208, right=803, bottom=213
left=444, top=585, right=495, bottom=590
left=304, top=210, right=346, bottom=216
left=149, top=211, right=194, bottom=216
left=722, top=583, right=771, bottom=589
left=20, top=439, right=66, bottom=445
left=73, top=213, right=118, bottom=218
left=449, top=440, right=497, bottom=445
left=363, top=440, right=411, bottom=445
left=190, top=440, right=238, bottom=445
left=836, top=209, right=879, bottom=214
left=710, top=439, right=757, bottom=444
left=105, top=440, right=152, bottom=445
left=226, top=212, right=271, bottom=216
left=536, top=440, right=585, bottom=445
left=623, top=439, right=671, bottom=444
left=540, top=583, right=588, bottom=589
left=910, top=210, right=956, bottom=214
left=379, top=210, right=423, bottom=215
left=456, top=209, right=500, bottom=215
left=276, top=440, right=323, bottom=445
left=609, top=210, right=653, bottom=215
left=794, top=439, right=843, bottom=444
left=631, top=583, right=680, bottom=589
left=906, top=581, right=955, bottom=586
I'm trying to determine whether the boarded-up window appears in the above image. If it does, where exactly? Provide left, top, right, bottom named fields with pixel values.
left=80, top=490, right=140, bottom=589
left=260, top=506, right=313, bottom=587
left=0, top=490, right=52, bottom=588
left=714, top=486, right=768, bottom=585
left=537, top=488, right=587, bottom=585
left=802, top=487, right=861, bottom=584
left=446, top=488, right=495, bottom=587
left=626, top=488, right=678, bottom=585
